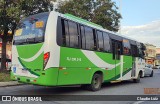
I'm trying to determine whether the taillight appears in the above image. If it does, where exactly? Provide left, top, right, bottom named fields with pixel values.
left=44, top=52, right=50, bottom=69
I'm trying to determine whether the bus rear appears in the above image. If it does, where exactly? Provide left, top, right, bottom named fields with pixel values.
left=10, top=12, right=58, bottom=85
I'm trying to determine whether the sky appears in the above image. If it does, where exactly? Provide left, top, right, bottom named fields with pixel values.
left=54, top=0, right=160, bottom=47
left=113, top=0, right=160, bottom=47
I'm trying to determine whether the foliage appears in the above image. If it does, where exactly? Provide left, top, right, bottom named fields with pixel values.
left=57, top=0, right=121, bottom=32
left=0, top=0, right=53, bottom=70
left=0, top=0, right=54, bottom=35
left=21, top=0, right=53, bottom=17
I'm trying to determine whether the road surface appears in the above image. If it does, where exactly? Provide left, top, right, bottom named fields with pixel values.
left=0, top=69, right=160, bottom=104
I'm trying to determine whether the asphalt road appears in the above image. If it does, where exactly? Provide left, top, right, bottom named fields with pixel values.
left=0, top=69, right=160, bottom=104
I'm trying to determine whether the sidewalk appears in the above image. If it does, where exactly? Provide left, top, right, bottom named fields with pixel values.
left=0, top=81, right=24, bottom=87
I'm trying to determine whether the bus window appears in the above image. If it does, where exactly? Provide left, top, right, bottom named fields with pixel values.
left=97, top=31, right=104, bottom=51
left=140, top=43, right=146, bottom=59
left=64, top=20, right=70, bottom=47
left=13, top=13, right=49, bottom=45
left=62, top=19, right=79, bottom=48
left=85, top=26, right=94, bottom=50
left=103, top=32, right=111, bottom=52
left=123, top=39, right=131, bottom=55
left=136, top=42, right=145, bottom=58
left=60, top=19, right=65, bottom=46
left=111, top=39, right=122, bottom=60
left=68, top=21, right=79, bottom=48
left=80, top=26, right=86, bottom=49
left=131, top=45, right=138, bottom=57
left=138, top=47, right=145, bottom=59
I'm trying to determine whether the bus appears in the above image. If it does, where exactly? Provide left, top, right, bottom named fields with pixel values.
left=11, top=11, right=146, bottom=91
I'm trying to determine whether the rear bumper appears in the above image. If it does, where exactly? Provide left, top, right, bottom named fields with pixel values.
left=10, top=67, right=59, bottom=86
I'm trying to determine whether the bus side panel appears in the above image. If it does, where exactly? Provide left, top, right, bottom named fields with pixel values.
left=57, top=47, right=95, bottom=85
left=121, top=55, right=133, bottom=80
left=57, top=47, right=126, bottom=85
left=95, top=52, right=120, bottom=82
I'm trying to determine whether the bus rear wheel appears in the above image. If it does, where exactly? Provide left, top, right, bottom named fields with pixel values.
left=133, top=73, right=140, bottom=83
left=150, top=71, right=153, bottom=77
left=86, top=73, right=102, bottom=91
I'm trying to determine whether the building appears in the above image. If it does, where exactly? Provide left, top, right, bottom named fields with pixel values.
left=155, top=48, right=160, bottom=65
left=0, top=30, right=12, bottom=59
left=0, top=39, right=12, bottom=59
left=144, top=43, right=156, bottom=66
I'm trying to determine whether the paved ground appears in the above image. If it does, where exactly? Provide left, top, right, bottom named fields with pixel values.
left=0, top=81, right=23, bottom=87
left=0, top=69, right=160, bottom=104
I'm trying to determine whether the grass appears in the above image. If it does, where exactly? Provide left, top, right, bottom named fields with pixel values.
left=0, top=70, right=11, bottom=82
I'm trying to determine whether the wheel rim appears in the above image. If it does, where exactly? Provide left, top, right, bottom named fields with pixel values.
left=93, top=76, right=101, bottom=88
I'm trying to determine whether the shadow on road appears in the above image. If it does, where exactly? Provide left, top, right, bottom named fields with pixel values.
left=6, top=70, right=159, bottom=95
left=18, top=80, right=136, bottom=95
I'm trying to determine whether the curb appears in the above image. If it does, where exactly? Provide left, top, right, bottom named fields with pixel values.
left=0, top=81, right=24, bottom=87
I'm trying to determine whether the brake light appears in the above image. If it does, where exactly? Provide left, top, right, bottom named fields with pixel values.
left=44, top=52, right=50, bottom=69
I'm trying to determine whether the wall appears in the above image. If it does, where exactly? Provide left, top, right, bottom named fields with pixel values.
left=145, top=43, right=156, bottom=66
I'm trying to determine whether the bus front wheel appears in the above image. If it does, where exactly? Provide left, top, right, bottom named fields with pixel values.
left=86, top=73, right=102, bottom=91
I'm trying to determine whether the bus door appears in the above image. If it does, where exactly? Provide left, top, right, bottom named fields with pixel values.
left=131, top=45, right=137, bottom=77
left=112, top=40, right=122, bottom=80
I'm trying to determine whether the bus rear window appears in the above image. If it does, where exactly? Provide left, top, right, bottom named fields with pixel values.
left=13, top=13, right=49, bottom=45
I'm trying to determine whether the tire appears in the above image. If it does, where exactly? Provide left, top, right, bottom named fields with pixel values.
left=150, top=71, right=153, bottom=77
left=133, top=73, right=140, bottom=83
left=86, top=73, right=102, bottom=91
left=140, top=72, right=144, bottom=78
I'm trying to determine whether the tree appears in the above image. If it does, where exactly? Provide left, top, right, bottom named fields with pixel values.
left=57, top=0, right=121, bottom=32
left=21, top=0, right=53, bottom=17
left=0, top=0, right=18, bottom=71
left=0, top=0, right=53, bottom=71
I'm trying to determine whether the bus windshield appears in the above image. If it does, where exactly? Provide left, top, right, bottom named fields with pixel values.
left=13, top=13, right=49, bottom=45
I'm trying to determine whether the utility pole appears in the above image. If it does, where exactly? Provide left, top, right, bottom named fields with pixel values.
left=118, top=0, right=122, bottom=34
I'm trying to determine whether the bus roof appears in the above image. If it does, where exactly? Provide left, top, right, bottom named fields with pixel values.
left=63, top=13, right=103, bottom=29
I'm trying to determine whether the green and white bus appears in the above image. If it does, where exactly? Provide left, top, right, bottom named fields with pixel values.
left=11, top=11, right=146, bottom=91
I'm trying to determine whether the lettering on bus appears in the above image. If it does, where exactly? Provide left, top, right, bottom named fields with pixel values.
left=66, top=57, right=82, bottom=62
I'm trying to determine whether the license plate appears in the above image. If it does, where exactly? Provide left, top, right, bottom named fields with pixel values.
left=13, top=67, right=16, bottom=73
